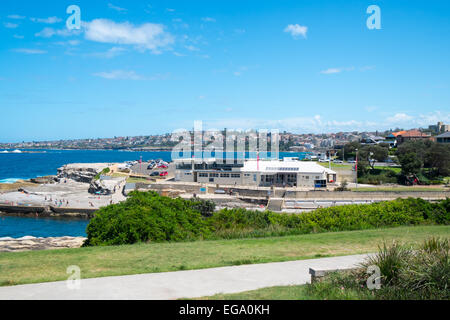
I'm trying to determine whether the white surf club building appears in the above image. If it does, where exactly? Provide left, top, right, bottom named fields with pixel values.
left=174, top=157, right=337, bottom=188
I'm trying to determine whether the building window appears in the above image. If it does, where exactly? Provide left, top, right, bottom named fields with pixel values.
left=210, top=173, right=219, bottom=177
left=231, top=174, right=241, bottom=178
left=244, top=174, right=251, bottom=177
left=220, top=173, right=230, bottom=178
left=185, top=172, right=192, bottom=176
left=199, top=173, right=208, bottom=177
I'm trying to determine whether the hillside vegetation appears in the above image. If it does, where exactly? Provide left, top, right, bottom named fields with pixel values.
left=84, top=191, right=450, bottom=246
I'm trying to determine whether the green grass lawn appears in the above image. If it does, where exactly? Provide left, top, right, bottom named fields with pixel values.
left=1, top=225, right=449, bottom=287
left=198, top=283, right=373, bottom=300
left=196, top=285, right=315, bottom=300
left=198, top=285, right=312, bottom=300
left=126, top=177, right=153, bottom=184
left=373, top=166, right=401, bottom=173
left=318, top=162, right=352, bottom=169
left=351, top=186, right=448, bottom=192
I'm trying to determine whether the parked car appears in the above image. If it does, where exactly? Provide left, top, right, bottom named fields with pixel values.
left=157, top=164, right=168, bottom=169
left=159, top=171, right=168, bottom=177
left=147, top=163, right=156, bottom=170
left=348, top=160, right=357, bottom=164
left=149, top=171, right=159, bottom=177
left=333, top=160, right=344, bottom=164
left=318, top=159, right=330, bottom=163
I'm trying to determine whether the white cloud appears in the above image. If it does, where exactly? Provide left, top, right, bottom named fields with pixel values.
left=108, top=3, right=127, bottom=12
left=35, top=27, right=78, bottom=38
left=93, top=70, right=145, bottom=80
left=84, top=19, right=174, bottom=54
left=320, top=67, right=355, bottom=74
left=320, top=68, right=342, bottom=74
left=13, top=34, right=24, bottom=39
left=4, top=22, right=18, bottom=29
left=185, top=45, right=199, bottom=51
left=202, top=17, right=216, bottom=22
left=8, top=14, right=25, bottom=19
left=55, top=40, right=81, bottom=46
left=197, top=111, right=450, bottom=133
left=12, top=48, right=47, bottom=54
left=360, top=65, right=376, bottom=71
left=93, top=70, right=170, bottom=81
left=386, top=113, right=413, bottom=123
left=284, top=24, right=308, bottom=39
left=91, top=47, right=127, bottom=58
left=30, top=16, right=62, bottom=24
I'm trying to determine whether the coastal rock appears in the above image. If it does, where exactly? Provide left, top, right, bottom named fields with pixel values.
left=0, top=236, right=87, bottom=252
left=88, top=177, right=125, bottom=195
left=56, top=163, right=113, bottom=183
left=30, top=176, right=56, bottom=184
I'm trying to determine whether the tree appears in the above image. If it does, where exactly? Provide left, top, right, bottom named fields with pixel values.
left=359, top=145, right=389, bottom=169
left=398, top=152, right=423, bottom=176
left=337, top=141, right=361, bottom=160
left=425, top=143, right=450, bottom=177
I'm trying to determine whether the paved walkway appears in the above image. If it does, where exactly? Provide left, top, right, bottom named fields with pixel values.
left=0, top=254, right=370, bottom=300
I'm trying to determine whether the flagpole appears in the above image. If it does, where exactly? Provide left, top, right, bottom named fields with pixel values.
left=355, top=148, right=358, bottom=189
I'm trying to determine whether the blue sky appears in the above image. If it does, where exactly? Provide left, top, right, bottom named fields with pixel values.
left=0, top=0, right=449, bottom=142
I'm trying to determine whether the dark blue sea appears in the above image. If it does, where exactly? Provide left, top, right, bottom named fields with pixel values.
left=0, top=216, right=89, bottom=238
left=0, top=149, right=310, bottom=238
left=0, top=149, right=310, bottom=182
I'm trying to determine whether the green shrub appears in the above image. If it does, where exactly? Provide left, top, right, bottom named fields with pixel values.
left=84, top=191, right=212, bottom=246
left=94, top=167, right=111, bottom=180
left=308, top=237, right=450, bottom=300
left=187, top=198, right=216, bottom=217
left=85, top=192, right=449, bottom=246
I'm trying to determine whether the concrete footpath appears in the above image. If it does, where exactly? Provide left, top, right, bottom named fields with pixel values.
left=0, top=254, right=370, bottom=300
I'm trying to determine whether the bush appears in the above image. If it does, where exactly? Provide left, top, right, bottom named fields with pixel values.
left=94, top=167, right=111, bottom=180
left=357, top=168, right=399, bottom=185
left=307, top=237, right=450, bottom=300
left=84, top=192, right=449, bottom=246
left=187, top=198, right=216, bottom=217
left=84, top=191, right=212, bottom=246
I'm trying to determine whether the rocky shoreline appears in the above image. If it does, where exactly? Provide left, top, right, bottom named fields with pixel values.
left=0, top=236, right=86, bottom=252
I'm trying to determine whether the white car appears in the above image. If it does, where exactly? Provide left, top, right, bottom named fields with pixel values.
left=318, top=159, right=329, bottom=163
left=333, top=160, right=344, bottom=164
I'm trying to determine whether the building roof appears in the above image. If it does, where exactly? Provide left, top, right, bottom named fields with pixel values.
left=241, top=159, right=336, bottom=174
left=389, top=131, right=407, bottom=137
left=436, top=131, right=450, bottom=138
left=398, top=130, right=430, bottom=138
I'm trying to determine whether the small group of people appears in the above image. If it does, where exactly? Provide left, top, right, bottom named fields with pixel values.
left=44, top=196, right=69, bottom=207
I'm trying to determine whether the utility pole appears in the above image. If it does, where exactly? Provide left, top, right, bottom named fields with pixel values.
left=355, top=148, right=358, bottom=189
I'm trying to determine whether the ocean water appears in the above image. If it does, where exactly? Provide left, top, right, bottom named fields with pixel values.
left=0, top=216, right=89, bottom=238
left=0, top=149, right=311, bottom=182
left=0, top=149, right=173, bottom=182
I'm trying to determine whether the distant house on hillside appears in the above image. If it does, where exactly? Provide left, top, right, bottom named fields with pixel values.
left=387, top=130, right=407, bottom=140
left=395, top=129, right=432, bottom=145
left=436, top=132, right=450, bottom=144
